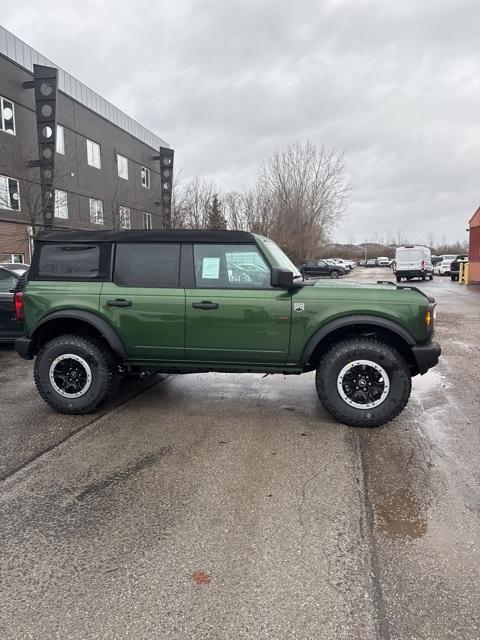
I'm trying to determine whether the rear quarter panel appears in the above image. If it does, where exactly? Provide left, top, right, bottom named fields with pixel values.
left=23, top=281, right=102, bottom=335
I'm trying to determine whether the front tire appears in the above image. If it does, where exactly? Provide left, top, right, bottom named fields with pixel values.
left=315, top=338, right=411, bottom=427
left=330, top=270, right=340, bottom=279
left=34, top=334, right=118, bottom=414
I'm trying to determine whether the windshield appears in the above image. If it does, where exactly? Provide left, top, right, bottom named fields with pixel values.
left=261, top=239, right=302, bottom=277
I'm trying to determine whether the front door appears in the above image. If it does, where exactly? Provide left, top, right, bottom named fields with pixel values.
left=100, top=242, right=185, bottom=360
left=185, top=243, right=291, bottom=364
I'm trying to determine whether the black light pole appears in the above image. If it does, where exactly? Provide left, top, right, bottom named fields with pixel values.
left=24, top=65, right=58, bottom=229
left=152, top=146, right=174, bottom=229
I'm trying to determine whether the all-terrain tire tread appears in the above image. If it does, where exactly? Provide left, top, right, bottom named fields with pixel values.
left=34, top=334, right=118, bottom=414
left=316, top=337, right=412, bottom=427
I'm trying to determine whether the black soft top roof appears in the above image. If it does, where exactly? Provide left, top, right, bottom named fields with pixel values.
left=36, top=229, right=256, bottom=244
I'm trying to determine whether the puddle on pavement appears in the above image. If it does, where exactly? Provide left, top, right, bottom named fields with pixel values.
left=360, top=425, right=433, bottom=541
left=376, top=488, right=428, bottom=539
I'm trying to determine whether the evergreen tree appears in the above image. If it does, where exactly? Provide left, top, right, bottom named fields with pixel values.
left=207, top=194, right=227, bottom=230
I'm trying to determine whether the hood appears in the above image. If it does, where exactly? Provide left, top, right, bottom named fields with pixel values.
left=304, top=278, right=434, bottom=303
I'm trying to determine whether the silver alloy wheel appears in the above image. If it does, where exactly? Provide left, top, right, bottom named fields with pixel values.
left=337, top=359, right=390, bottom=410
left=49, top=354, right=93, bottom=399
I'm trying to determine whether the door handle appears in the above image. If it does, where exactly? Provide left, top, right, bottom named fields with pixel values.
left=192, top=301, right=219, bottom=310
left=107, top=298, right=132, bottom=308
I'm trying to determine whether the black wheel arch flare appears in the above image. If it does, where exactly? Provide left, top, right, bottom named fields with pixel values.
left=30, top=310, right=128, bottom=360
left=301, top=315, right=416, bottom=369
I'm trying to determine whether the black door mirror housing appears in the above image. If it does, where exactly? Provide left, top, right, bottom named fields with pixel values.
left=271, top=267, right=296, bottom=288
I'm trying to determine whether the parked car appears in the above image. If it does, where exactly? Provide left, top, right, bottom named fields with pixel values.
left=0, top=262, right=30, bottom=272
left=450, top=255, right=468, bottom=281
left=394, top=246, right=433, bottom=282
left=332, top=258, right=353, bottom=271
left=433, top=255, right=459, bottom=276
left=365, top=259, right=377, bottom=267
left=376, top=257, right=390, bottom=267
left=14, top=228, right=440, bottom=427
left=301, top=259, right=345, bottom=278
left=0, top=264, right=28, bottom=342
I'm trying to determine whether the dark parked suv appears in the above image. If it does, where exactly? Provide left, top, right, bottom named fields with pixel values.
left=14, top=229, right=441, bottom=427
left=450, top=255, right=468, bottom=281
left=301, top=260, right=345, bottom=279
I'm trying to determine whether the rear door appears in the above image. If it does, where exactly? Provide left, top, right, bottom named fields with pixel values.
left=100, top=242, right=185, bottom=360
left=0, top=268, right=19, bottom=336
left=396, top=249, right=422, bottom=271
left=185, top=243, right=291, bottom=364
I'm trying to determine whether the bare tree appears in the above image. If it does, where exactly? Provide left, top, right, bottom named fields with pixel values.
left=173, top=177, right=217, bottom=229
left=170, top=141, right=352, bottom=263
left=253, top=142, right=352, bottom=262
left=0, top=140, right=75, bottom=239
left=102, top=178, right=134, bottom=229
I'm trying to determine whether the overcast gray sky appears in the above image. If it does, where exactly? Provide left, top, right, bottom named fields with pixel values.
left=2, top=0, right=479, bottom=244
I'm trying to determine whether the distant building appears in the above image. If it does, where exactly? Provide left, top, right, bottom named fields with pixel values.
left=468, top=206, right=480, bottom=283
left=0, top=26, right=172, bottom=264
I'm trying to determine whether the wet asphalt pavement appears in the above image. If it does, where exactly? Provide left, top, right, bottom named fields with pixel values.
left=0, top=269, right=479, bottom=640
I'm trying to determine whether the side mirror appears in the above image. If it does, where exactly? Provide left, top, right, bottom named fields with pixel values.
left=271, top=267, right=295, bottom=288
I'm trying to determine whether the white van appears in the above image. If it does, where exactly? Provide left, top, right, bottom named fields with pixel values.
left=394, top=246, right=433, bottom=282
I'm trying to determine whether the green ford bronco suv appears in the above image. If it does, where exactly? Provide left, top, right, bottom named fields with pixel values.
left=14, top=229, right=441, bottom=427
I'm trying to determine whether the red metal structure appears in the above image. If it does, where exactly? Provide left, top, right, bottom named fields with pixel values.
left=468, top=207, right=480, bottom=283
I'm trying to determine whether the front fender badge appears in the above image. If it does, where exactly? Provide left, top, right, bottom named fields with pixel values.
left=294, top=303, right=305, bottom=312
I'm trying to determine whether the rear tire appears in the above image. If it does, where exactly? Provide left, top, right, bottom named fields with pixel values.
left=34, top=334, right=118, bottom=414
left=315, top=337, right=411, bottom=427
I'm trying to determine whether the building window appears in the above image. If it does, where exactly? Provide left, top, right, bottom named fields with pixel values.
left=143, top=212, right=152, bottom=230
left=56, top=125, right=65, bottom=154
left=0, top=254, right=24, bottom=263
left=0, top=175, right=20, bottom=211
left=89, top=198, right=104, bottom=224
left=54, top=190, right=68, bottom=219
left=141, top=166, right=150, bottom=189
left=119, top=205, right=131, bottom=229
left=117, top=154, right=128, bottom=180
left=0, top=97, right=15, bottom=135
left=87, top=139, right=101, bottom=169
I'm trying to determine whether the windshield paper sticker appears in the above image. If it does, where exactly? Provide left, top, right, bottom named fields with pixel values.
left=202, top=257, right=220, bottom=279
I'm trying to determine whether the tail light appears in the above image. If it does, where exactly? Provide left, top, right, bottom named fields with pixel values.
left=421, top=260, right=425, bottom=269
left=13, top=291, right=24, bottom=321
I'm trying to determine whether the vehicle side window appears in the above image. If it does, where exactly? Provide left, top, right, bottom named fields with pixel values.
left=0, top=269, right=17, bottom=292
left=193, top=244, right=270, bottom=289
left=114, top=243, right=180, bottom=288
left=38, top=245, right=101, bottom=279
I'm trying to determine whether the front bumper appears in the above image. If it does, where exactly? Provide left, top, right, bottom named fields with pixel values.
left=411, top=340, right=441, bottom=375
left=15, top=336, right=34, bottom=360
